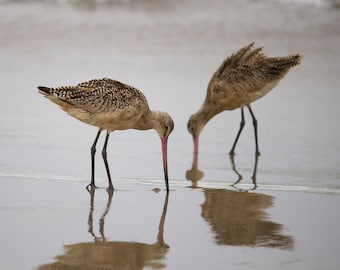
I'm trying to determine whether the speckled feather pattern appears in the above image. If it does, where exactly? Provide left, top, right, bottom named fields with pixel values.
left=38, top=78, right=174, bottom=137
left=207, top=43, right=303, bottom=109
left=47, top=78, right=149, bottom=114
left=38, top=78, right=154, bottom=131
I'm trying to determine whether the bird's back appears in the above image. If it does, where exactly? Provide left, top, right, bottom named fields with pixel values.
left=38, top=78, right=150, bottom=130
left=206, top=43, right=303, bottom=110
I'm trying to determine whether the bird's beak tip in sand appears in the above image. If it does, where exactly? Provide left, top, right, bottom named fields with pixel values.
left=161, top=137, right=169, bottom=192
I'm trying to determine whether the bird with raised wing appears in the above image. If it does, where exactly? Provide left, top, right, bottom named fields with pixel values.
left=187, top=43, right=303, bottom=156
left=38, top=78, right=174, bottom=191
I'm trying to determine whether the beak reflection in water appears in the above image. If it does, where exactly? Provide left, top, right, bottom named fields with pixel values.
left=37, top=190, right=170, bottom=270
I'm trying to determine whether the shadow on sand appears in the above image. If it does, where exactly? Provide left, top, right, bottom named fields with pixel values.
left=37, top=190, right=169, bottom=270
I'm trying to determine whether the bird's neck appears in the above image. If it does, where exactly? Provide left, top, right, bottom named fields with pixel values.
left=134, top=111, right=166, bottom=134
left=134, top=111, right=155, bottom=131
left=192, top=102, right=221, bottom=139
left=196, top=101, right=221, bottom=125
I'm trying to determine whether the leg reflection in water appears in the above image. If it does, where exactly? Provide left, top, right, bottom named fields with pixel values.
left=230, top=154, right=259, bottom=190
left=186, top=151, right=259, bottom=189
left=37, top=190, right=169, bottom=270
left=87, top=188, right=114, bottom=242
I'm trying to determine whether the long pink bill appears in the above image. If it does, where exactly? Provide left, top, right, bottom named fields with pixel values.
left=194, top=137, right=199, bottom=156
left=161, top=137, right=169, bottom=192
left=192, top=140, right=199, bottom=170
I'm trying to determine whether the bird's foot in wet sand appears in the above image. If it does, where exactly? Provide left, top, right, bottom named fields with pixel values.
left=86, top=184, right=114, bottom=192
left=106, top=184, right=114, bottom=192
left=86, top=183, right=98, bottom=192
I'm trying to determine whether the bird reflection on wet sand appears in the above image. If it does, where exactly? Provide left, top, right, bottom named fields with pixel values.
left=186, top=151, right=259, bottom=189
left=185, top=150, right=204, bottom=188
left=201, top=188, right=294, bottom=249
left=186, top=152, right=293, bottom=249
left=37, top=190, right=169, bottom=270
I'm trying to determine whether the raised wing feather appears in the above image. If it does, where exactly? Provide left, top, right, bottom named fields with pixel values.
left=207, top=44, right=302, bottom=105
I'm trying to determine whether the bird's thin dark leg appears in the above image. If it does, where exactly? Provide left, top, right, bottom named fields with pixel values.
left=102, top=131, right=114, bottom=190
left=229, top=107, right=245, bottom=155
left=247, top=105, right=260, bottom=156
left=87, top=129, right=102, bottom=191
left=230, top=154, right=259, bottom=190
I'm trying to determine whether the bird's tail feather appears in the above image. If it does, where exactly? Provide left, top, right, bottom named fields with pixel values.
left=38, top=86, right=52, bottom=95
left=270, top=54, right=303, bottom=69
left=266, top=54, right=303, bottom=78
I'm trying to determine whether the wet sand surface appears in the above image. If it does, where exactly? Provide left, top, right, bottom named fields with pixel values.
left=1, top=0, right=340, bottom=269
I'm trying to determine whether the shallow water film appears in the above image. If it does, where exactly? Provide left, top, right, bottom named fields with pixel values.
left=1, top=0, right=340, bottom=269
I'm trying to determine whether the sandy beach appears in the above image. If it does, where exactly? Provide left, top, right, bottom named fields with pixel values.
left=0, top=0, right=340, bottom=269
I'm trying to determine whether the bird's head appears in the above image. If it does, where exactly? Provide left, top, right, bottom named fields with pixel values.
left=187, top=114, right=200, bottom=139
left=153, top=112, right=174, bottom=139
left=187, top=113, right=205, bottom=155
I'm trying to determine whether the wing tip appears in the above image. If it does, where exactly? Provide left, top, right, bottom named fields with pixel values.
left=296, top=54, right=304, bottom=64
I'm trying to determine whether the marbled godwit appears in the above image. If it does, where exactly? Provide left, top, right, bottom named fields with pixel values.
left=187, top=43, right=303, bottom=156
left=38, top=78, right=174, bottom=191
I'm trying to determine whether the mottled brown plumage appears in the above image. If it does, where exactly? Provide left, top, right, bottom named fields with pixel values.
left=38, top=78, right=174, bottom=191
left=188, top=43, right=303, bottom=155
left=38, top=78, right=151, bottom=131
